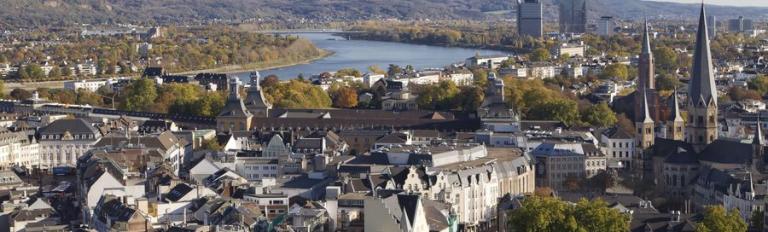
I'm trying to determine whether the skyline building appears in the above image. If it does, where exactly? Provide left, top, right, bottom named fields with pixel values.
left=559, top=0, right=588, bottom=34
left=517, top=0, right=544, bottom=38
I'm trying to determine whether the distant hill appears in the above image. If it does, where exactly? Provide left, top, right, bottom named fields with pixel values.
left=0, top=0, right=766, bottom=28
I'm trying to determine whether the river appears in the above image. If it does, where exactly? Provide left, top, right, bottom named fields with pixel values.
left=234, top=33, right=507, bottom=80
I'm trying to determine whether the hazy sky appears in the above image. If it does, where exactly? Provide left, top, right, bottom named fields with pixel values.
left=651, top=0, right=768, bottom=7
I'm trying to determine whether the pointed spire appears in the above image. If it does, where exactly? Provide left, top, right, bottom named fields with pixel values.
left=642, top=90, right=654, bottom=124
left=755, top=115, right=764, bottom=146
left=689, top=3, right=718, bottom=107
left=671, top=88, right=684, bottom=122
left=641, top=18, right=652, bottom=55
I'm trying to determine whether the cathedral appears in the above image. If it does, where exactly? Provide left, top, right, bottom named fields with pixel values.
left=631, top=4, right=768, bottom=200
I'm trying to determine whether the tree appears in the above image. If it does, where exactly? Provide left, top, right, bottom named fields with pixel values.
left=657, top=73, right=682, bottom=91
left=120, top=78, right=158, bottom=112
left=749, top=75, right=768, bottom=96
left=333, top=86, right=358, bottom=108
left=507, top=196, right=629, bottom=232
left=459, top=86, right=484, bottom=112
left=654, top=46, right=678, bottom=72
left=529, top=48, right=551, bottom=62
left=529, top=98, right=580, bottom=126
left=696, top=206, right=747, bottom=232
left=9, top=89, right=31, bottom=100
left=260, top=75, right=280, bottom=89
left=472, top=69, right=488, bottom=87
left=387, top=64, right=403, bottom=78
left=416, top=81, right=461, bottom=110
left=617, top=113, right=635, bottom=133
left=601, top=64, right=629, bottom=80
left=728, top=87, right=761, bottom=102
left=582, top=102, right=618, bottom=128
left=48, top=66, right=61, bottom=79
left=335, top=68, right=362, bottom=78
left=192, top=92, right=225, bottom=117
left=199, top=138, right=222, bottom=151
left=368, top=65, right=386, bottom=74
left=0, top=81, right=5, bottom=99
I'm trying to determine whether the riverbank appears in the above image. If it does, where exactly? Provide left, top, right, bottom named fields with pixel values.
left=2, top=49, right=334, bottom=93
left=174, top=49, right=334, bottom=75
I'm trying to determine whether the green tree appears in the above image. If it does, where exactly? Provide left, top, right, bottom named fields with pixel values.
left=582, top=102, right=617, bottom=127
left=507, top=196, right=629, bottom=232
left=387, top=64, right=403, bottom=77
left=192, top=92, right=225, bottom=117
left=657, top=73, right=682, bottom=91
left=416, top=81, right=460, bottom=110
left=654, top=46, right=678, bottom=72
left=459, top=86, right=484, bottom=112
left=199, top=138, right=222, bottom=151
left=335, top=68, right=362, bottom=78
left=601, top=64, right=629, bottom=80
left=472, top=69, right=489, bottom=87
left=0, top=81, right=5, bottom=99
left=749, top=75, right=768, bottom=96
left=48, top=66, right=61, bottom=79
left=696, top=206, right=747, bottom=232
left=9, top=88, right=32, bottom=100
left=529, top=48, right=551, bottom=62
left=120, top=78, right=158, bottom=112
left=529, top=98, right=580, bottom=126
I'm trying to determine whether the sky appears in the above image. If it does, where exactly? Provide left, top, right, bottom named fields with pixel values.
left=651, top=0, right=768, bottom=7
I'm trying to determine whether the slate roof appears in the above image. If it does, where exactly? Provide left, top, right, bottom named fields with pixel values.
left=602, top=127, right=634, bottom=139
left=39, top=118, right=99, bottom=136
left=698, top=139, right=753, bottom=164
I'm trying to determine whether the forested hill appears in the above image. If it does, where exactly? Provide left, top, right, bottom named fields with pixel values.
left=0, top=0, right=766, bottom=28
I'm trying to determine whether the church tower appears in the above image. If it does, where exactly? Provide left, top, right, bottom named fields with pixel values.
left=637, top=90, right=655, bottom=149
left=687, top=4, right=718, bottom=152
left=638, top=18, right=655, bottom=90
left=245, top=71, right=272, bottom=117
left=216, top=76, right=253, bottom=132
left=634, top=18, right=660, bottom=123
left=667, top=88, right=685, bottom=141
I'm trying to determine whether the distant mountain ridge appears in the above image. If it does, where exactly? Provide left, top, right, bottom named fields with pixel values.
left=0, top=0, right=765, bottom=28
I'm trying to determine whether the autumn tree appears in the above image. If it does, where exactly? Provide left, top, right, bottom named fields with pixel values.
left=331, top=86, right=359, bottom=108
left=600, top=63, right=629, bottom=80
left=582, top=102, right=618, bottom=128
left=9, top=89, right=32, bottom=100
left=696, top=206, right=747, bottom=232
left=654, top=46, right=678, bottom=72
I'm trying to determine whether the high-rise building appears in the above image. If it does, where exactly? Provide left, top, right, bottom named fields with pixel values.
left=596, top=16, right=615, bottom=36
left=706, top=15, right=716, bottom=39
left=687, top=4, right=718, bottom=152
left=559, top=0, right=588, bottom=34
left=728, top=16, right=753, bottom=33
left=517, top=0, right=543, bottom=38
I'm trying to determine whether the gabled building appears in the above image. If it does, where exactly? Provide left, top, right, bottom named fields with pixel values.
left=216, top=77, right=252, bottom=132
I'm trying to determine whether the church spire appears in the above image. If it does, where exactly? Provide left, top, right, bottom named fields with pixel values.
left=641, top=18, right=652, bottom=55
left=638, top=17, right=655, bottom=90
left=755, top=116, right=765, bottom=146
left=671, top=88, right=683, bottom=122
left=689, top=3, right=717, bottom=107
left=641, top=90, right=654, bottom=124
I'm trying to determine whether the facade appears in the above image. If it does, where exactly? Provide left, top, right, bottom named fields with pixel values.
left=0, top=129, right=39, bottom=170
left=517, top=0, right=543, bottom=38
left=64, top=80, right=107, bottom=92
left=600, top=128, right=635, bottom=169
left=559, top=0, right=587, bottom=34
left=38, top=119, right=101, bottom=169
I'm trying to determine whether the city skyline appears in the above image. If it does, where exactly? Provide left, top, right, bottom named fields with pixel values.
left=651, top=0, right=768, bottom=7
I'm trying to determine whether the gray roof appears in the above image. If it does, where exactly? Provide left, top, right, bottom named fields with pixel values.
left=698, top=139, right=753, bottom=164
left=39, top=118, right=99, bottom=136
left=688, top=4, right=717, bottom=107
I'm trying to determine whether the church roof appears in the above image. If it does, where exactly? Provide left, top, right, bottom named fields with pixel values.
left=218, top=77, right=252, bottom=118
left=698, top=139, right=753, bottom=165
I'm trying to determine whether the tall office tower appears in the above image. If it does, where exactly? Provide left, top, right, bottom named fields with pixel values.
left=596, top=16, right=616, bottom=36
left=706, top=15, right=716, bottom=39
left=559, top=0, right=588, bottom=34
left=729, top=16, right=745, bottom=33
left=518, top=0, right=543, bottom=38
left=687, top=4, right=718, bottom=152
